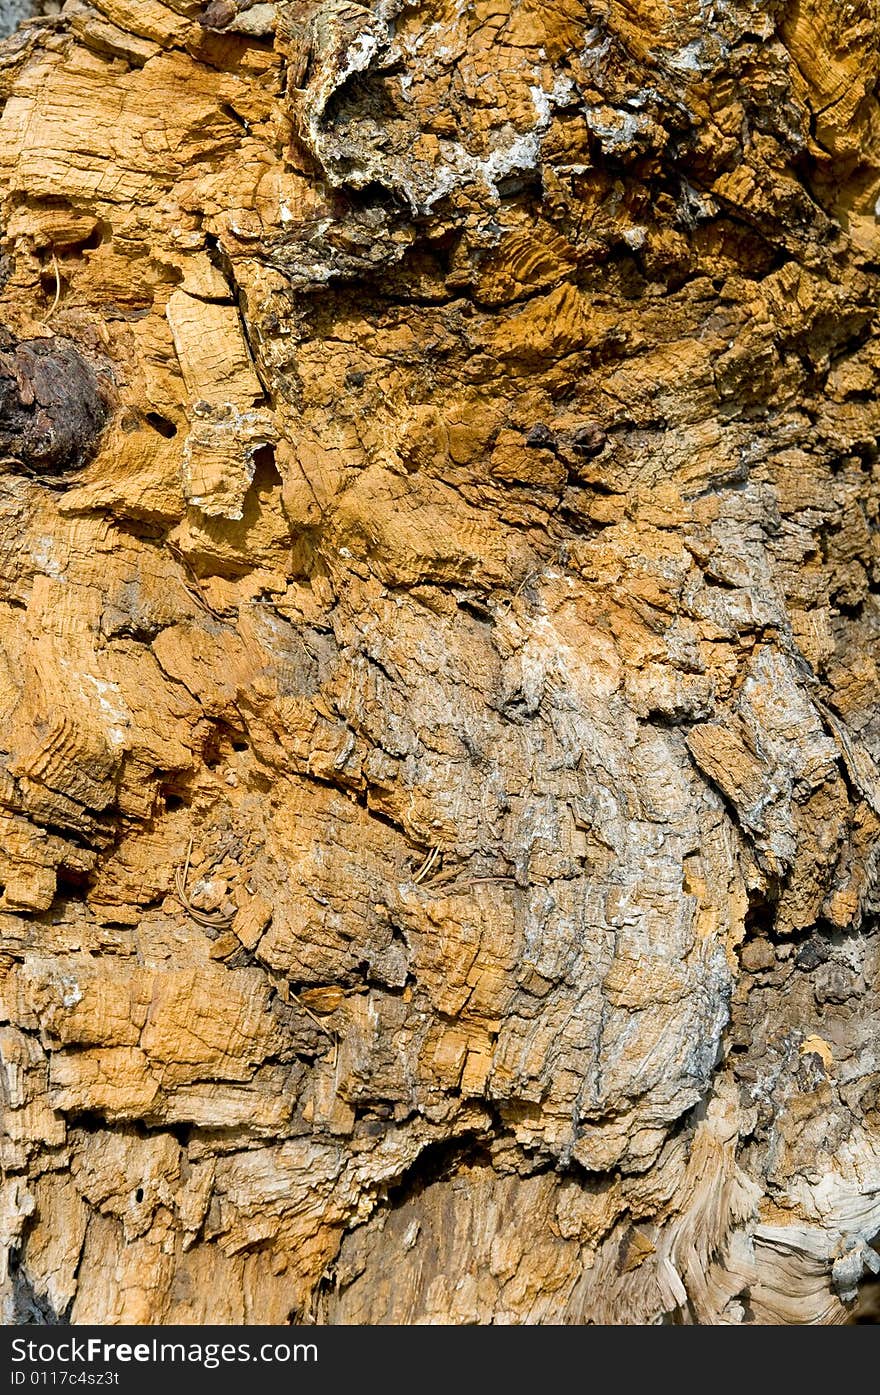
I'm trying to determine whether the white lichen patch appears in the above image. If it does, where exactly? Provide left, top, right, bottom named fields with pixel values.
left=78, top=674, right=131, bottom=750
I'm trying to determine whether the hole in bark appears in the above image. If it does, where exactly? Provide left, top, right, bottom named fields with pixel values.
left=457, top=594, right=494, bottom=623
left=201, top=722, right=249, bottom=768
left=134, top=1188, right=144, bottom=1204
left=495, top=172, right=542, bottom=200
left=55, top=867, right=93, bottom=899
left=163, top=792, right=186, bottom=811
left=743, top=887, right=779, bottom=939
left=381, top=1131, right=492, bottom=1209
left=65, top=1109, right=104, bottom=1131
left=219, top=102, right=251, bottom=133
left=252, top=443, right=281, bottom=486
left=144, top=411, right=178, bottom=439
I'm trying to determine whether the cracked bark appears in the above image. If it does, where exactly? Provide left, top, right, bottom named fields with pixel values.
left=1, top=0, right=880, bottom=1326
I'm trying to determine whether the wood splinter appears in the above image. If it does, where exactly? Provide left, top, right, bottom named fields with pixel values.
left=411, top=845, right=441, bottom=884
left=39, top=252, right=61, bottom=327
left=174, top=835, right=235, bottom=930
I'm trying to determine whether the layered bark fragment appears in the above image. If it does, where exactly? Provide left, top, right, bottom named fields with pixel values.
left=0, top=0, right=879, bottom=1325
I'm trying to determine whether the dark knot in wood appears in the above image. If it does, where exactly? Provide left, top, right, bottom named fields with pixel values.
left=0, top=331, right=110, bottom=480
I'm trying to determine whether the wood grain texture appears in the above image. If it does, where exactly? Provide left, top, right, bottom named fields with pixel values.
left=0, top=0, right=880, bottom=1325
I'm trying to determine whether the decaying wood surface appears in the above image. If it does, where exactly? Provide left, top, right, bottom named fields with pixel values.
left=1, top=0, right=880, bottom=1326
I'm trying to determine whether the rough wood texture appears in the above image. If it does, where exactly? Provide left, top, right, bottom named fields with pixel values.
left=1, top=0, right=880, bottom=1326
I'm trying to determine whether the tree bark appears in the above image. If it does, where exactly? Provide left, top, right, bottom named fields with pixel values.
left=1, top=0, right=880, bottom=1326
